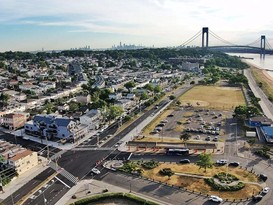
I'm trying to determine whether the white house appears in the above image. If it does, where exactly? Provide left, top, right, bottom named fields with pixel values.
left=80, top=109, right=101, bottom=130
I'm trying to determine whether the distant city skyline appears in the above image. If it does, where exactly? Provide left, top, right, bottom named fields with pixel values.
left=0, top=0, right=273, bottom=52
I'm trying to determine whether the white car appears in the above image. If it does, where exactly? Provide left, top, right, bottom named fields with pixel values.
left=209, top=195, right=223, bottom=203
left=262, top=187, right=270, bottom=194
left=216, top=159, right=228, bottom=165
left=91, top=168, right=101, bottom=175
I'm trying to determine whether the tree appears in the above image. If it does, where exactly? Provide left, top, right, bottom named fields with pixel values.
left=108, top=105, right=123, bottom=120
left=169, top=95, right=175, bottom=100
left=124, top=81, right=136, bottom=92
left=196, top=153, right=213, bottom=172
left=153, top=85, right=162, bottom=93
left=0, top=93, right=9, bottom=106
left=140, top=91, right=149, bottom=100
left=69, top=102, right=79, bottom=112
left=180, top=132, right=191, bottom=142
left=144, top=83, right=154, bottom=92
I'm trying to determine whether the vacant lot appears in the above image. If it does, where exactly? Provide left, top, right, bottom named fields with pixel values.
left=142, top=163, right=261, bottom=200
left=178, top=86, right=245, bottom=110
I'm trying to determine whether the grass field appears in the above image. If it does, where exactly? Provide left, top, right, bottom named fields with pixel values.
left=142, top=163, right=261, bottom=200
left=250, top=65, right=273, bottom=100
left=178, top=85, right=246, bottom=110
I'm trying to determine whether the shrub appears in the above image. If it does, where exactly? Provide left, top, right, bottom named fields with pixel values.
left=214, top=172, right=239, bottom=184
left=254, top=150, right=270, bottom=159
left=72, top=192, right=159, bottom=205
left=205, top=178, right=245, bottom=191
left=141, top=160, right=159, bottom=169
left=159, top=168, right=174, bottom=177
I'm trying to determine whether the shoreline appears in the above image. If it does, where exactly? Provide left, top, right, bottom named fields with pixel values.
left=243, top=60, right=273, bottom=83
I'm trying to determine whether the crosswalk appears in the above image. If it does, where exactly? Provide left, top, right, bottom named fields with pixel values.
left=48, top=161, right=78, bottom=184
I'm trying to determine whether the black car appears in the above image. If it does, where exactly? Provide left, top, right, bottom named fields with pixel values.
left=259, top=174, right=268, bottom=181
left=167, top=114, right=174, bottom=117
left=228, top=162, right=240, bottom=167
left=179, top=159, right=190, bottom=164
left=252, top=195, right=263, bottom=202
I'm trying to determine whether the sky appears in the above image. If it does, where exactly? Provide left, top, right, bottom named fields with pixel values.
left=0, top=0, right=273, bottom=52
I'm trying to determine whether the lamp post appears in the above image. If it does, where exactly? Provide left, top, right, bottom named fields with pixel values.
left=129, top=182, right=132, bottom=193
left=39, top=190, right=47, bottom=205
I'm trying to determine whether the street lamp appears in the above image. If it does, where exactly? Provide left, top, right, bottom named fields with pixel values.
left=38, top=190, right=47, bottom=205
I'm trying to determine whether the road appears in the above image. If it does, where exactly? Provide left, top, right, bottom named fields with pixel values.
left=244, top=69, right=273, bottom=120
left=1, top=82, right=195, bottom=205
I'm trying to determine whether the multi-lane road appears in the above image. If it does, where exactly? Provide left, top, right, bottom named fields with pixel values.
left=1, top=75, right=272, bottom=205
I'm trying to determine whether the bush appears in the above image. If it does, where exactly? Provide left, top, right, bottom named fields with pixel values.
left=159, top=168, right=174, bottom=177
left=72, top=192, right=159, bottom=205
left=214, top=172, right=238, bottom=184
left=254, top=150, right=270, bottom=159
left=141, top=160, right=159, bottom=169
left=205, top=178, right=245, bottom=191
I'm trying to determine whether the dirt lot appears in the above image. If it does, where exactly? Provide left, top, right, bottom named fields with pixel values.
left=178, top=85, right=246, bottom=110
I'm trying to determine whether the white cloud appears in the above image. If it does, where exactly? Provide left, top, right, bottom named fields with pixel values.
left=1, top=0, right=273, bottom=48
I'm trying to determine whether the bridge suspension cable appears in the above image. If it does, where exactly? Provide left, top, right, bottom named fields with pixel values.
left=265, top=39, right=273, bottom=50
left=180, top=30, right=202, bottom=47
left=245, top=38, right=260, bottom=47
left=209, top=30, right=237, bottom=46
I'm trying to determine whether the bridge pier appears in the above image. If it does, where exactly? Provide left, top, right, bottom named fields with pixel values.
left=202, top=27, right=209, bottom=49
left=261, top=35, right=266, bottom=55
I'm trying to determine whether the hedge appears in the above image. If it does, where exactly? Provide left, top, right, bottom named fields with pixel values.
left=70, top=192, right=159, bottom=205
left=205, top=178, right=245, bottom=191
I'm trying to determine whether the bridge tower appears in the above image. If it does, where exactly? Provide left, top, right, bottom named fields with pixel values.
left=260, top=35, right=266, bottom=55
left=202, top=27, right=209, bottom=49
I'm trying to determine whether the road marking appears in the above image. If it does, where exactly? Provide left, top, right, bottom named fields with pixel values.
left=49, top=189, right=55, bottom=194
left=54, top=176, right=71, bottom=189
left=17, top=172, right=58, bottom=205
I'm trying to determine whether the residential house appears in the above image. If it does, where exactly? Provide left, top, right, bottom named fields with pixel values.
left=0, top=140, right=38, bottom=175
left=80, top=109, right=102, bottom=130
left=2, top=113, right=28, bottom=130
left=76, top=94, right=91, bottom=104
left=24, top=114, right=88, bottom=143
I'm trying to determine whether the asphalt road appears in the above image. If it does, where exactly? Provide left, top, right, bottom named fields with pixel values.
left=1, top=82, right=195, bottom=205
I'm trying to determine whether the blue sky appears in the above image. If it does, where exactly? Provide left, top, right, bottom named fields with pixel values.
left=0, top=0, right=273, bottom=52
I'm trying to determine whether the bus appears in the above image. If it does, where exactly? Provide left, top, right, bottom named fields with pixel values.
left=166, top=148, right=189, bottom=155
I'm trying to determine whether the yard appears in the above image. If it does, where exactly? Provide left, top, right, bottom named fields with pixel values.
left=141, top=163, right=261, bottom=200
left=178, top=85, right=246, bottom=110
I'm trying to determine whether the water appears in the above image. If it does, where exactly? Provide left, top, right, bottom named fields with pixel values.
left=227, top=53, right=273, bottom=78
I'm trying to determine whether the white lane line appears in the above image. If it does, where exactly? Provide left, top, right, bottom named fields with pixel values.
left=54, top=176, right=71, bottom=189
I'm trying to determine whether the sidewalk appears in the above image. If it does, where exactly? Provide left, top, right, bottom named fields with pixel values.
left=0, top=157, right=48, bottom=200
left=57, top=179, right=170, bottom=205
left=12, top=129, right=97, bottom=150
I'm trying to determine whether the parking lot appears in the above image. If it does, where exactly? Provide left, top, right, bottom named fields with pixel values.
left=148, top=105, right=233, bottom=143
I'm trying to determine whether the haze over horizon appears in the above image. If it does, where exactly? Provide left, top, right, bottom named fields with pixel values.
left=1, top=0, right=273, bottom=52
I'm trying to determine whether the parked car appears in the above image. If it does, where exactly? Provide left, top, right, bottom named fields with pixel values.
left=179, top=159, right=190, bottom=164
left=209, top=195, right=223, bottom=203
left=205, top=136, right=211, bottom=141
left=259, top=174, right=268, bottom=182
left=213, top=137, right=218, bottom=141
left=252, top=195, right=263, bottom=202
left=216, top=159, right=228, bottom=165
left=261, top=187, right=270, bottom=194
left=91, top=168, right=101, bottom=175
left=195, top=135, right=200, bottom=140
left=228, top=162, right=240, bottom=167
